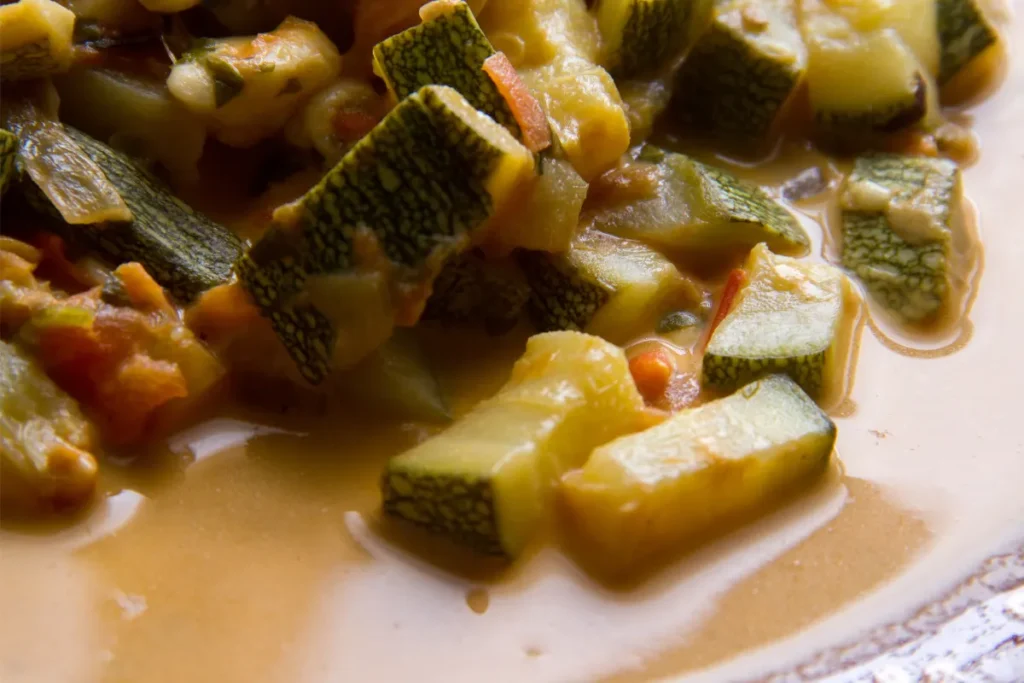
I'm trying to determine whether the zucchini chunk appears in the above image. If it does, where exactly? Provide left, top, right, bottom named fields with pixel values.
left=672, top=0, right=805, bottom=147
left=562, top=374, right=835, bottom=572
left=596, top=0, right=703, bottom=78
left=1, top=340, right=98, bottom=515
left=54, top=67, right=209, bottom=181
left=799, top=0, right=937, bottom=135
left=0, top=129, right=17, bottom=196
left=54, top=128, right=243, bottom=303
left=238, top=85, right=535, bottom=384
left=486, top=155, right=589, bottom=254
left=423, top=251, right=530, bottom=334
left=520, top=229, right=704, bottom=344
left=588, top=151, right=808, bottom=256
left=0, top=0, right=76, bottom=82
left=703, top=243, right=845, bottom=397
left=937, top=0, right=998, bottom=85
left=382, top=331, right=649, bottom=557
left=167, top=17, right=341, bottom=148
left=840, top=154, right=961, bottom=323
left=373, top=0, right=519, bottom=137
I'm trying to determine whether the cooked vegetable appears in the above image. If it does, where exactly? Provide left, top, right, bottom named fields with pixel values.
left=840, top=153, right=961, bottom=323
left=17, top=267, right=225, bottom=445
left=339, top=330, right=450, bottom=422
left=587, top=152, right=809, bottom=256
left=528, top=64, right=630, bottom=181
left=373, top=0, right=520, bottom=138
left=672, top=0, right=805, bottom=147
left=481, top=52, right=552, bottom=151
left=480, top=0, right=631, bottom=181
left=423, top=250, right=530, bottom=334
left=486, top=155, right=588, bottom=254
left=656, top=309, right=702, bottom=333
left=618, top=77, right=672, bottom=144
left=238, top=85, right=535, bottom=383
left=595, top=0, right=701, bottom=78
left=520, top=229, right=704, bottom=345
left=937, top=0, right=998, bottom=85
left=628, top=346, right=675, bottom=404
left=561, top=374, right=835, bottom=573
left=1, top=340, right=98, bottom=515
left=137, top=0, right=198, bottom=12
left=285, top=78, right=387, bottom=165
left=382, top=331, right=649, bottom=557
left=799, top=0, right=936, bottom=136
left=703, top=244, right=844, bottom=397
left=781, top=166, right=830, bottom=202
left=53, top=67, right=209, bottom=181
left=38, top=128, right=242, bottom=303
left=0, top=0, right=76, bottom=82
left=0, top=128, right=18, bottom=196
left=167, top=17, right=342, bottom=147
left=2, top=81, right=133, bottom=225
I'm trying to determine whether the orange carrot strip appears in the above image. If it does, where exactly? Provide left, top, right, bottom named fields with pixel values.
left=114, top=262, right=175, bottom=316
left=483, top=52, right=552, bottom=153
left=704, top=268, right=746, bottom=350
left=629, top=348, right=676, bottom=405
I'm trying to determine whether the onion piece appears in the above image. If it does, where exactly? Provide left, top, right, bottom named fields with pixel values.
left=2, top=80, right=131, bottom=225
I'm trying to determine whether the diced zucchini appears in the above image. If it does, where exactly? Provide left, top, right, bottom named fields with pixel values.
left=1, top=340, right=98, bottom=514
left=799, top=0, right=936, bottom=135
left=0, top=129, right=17, bottom=196
left=596, top=0, right=703, bottom=78
left=526, top=63, right=631, bottom=181
left=423, top=251, right=530, bottom=334
left=382, top=331, right=649, bottom=557
left=703, top=243, right=844, bottom=397
left=338, top=331, right=450, bottom=422
left=167, top=17, right=341, bottom=147
left=54, top=67, right=209, bottom=181
left=561, top=374, right=835, bottom=571
left=520, top=229, right=703, bottom=344
left=937, top=0, right=998, bottom=85
left=672, top=0, right=805, bottom=147
left=238, top=85, right=535, bottom=384
left=588, top=151, right=809, bottom=255
left=487, top=155, right=589, bottom=254
left=373, top=0, right=520, bottom=138
left=617, top=77, right=673, bottom=144
left=0, top=0, right=76, bottom=82
left=55, top=128, right=243, bottom=303
left=840, top=153, right=961, bottom=323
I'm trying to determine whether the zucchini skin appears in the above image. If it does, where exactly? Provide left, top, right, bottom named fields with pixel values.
left=372, top=0, right=520, bottom=137
left=238, top=86, right=534, bottom=384
left=937, top=0, right=998, bottom=84
left=672, top=0, right=805, bottom=146
left=58, top=128, right=243, bottom=303
left=0, top=129, right=17, bottom=196
left=840, top=154, right=960, bottom=323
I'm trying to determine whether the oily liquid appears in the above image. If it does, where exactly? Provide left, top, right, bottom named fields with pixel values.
left=3, top=32, right=1024, bottom=683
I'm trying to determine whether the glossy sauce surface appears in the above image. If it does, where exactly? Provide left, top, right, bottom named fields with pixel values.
left=2, top=16, right=1023, bottom=683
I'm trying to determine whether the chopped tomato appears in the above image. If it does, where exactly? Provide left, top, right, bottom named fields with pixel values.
left=114, top=262, right=175, bottom=316
left=483, top=52, right=552, bottom=152
left=629, top=348, right=676, bottom=405
left=704, top=268, right=746, bottom=349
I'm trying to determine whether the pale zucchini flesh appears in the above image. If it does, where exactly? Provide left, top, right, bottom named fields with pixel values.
left=703, top=243, right=844, bottom=397
left=561, top=374, right=835, bottom=570
left=519, top=229, right=703, bottom=345
left=0, top=0, right=76, bottom=82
